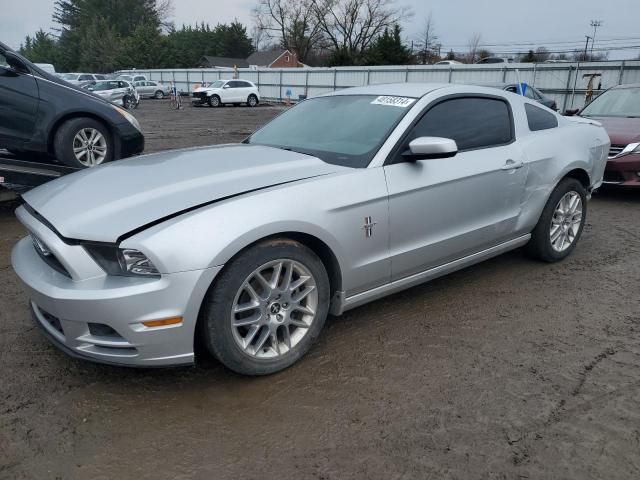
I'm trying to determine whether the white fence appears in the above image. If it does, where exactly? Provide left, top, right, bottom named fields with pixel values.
left=119, top=60, right=640, bottom=112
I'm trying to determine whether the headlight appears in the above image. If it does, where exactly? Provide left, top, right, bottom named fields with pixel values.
left=111, top=104, right=141, bottom=131
left=84, top=244, right=159, bottom=277
left=618, top=142, right=640, bottom=157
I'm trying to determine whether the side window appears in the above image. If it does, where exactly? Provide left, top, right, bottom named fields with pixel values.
left=406, top=97, right=513, bottom=152
left=228, top=81, right=239, bottom=88
left=79, top=74, right=92, bottom=81
left=525, top=103, right=558, bottom=131
left=524, top=87, right=537, bottom=100
left=0, top=52, right=8, bottom=68
left=505, top=86, right=517, bottom=93
left=148, top=81, right=157, bottom=86
left=94, top=74, right=105, bottom=80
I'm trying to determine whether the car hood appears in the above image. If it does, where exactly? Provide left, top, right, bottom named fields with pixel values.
left=194, top=87, right=220, bottom=93
left=583, top=116, right=640, bottom=145
left=23, top=145, right=341, bottom=243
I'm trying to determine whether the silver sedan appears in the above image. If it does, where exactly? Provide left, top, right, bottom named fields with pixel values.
left=134, top=80, right=172, bottom=99
left=11, top=84, right=609, bottom=374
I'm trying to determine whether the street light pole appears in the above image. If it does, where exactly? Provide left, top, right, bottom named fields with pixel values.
left=590, top=20, right=602, bottom=58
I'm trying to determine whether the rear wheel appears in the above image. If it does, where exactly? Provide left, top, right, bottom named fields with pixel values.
left=53, top=117, right=113, bottom=168
left=200, top=239, right=330, bottom=375
left=247, top=94, right=258, bottom=107
left=526, top=178, right=587, bottom=262
left=154, top=90, right=165, bottom=99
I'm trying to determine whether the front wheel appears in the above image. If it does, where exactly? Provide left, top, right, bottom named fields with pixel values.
left=53, top=117, right=113, bottom=168
left=200, top=239, right=330, bottom=375
left=208, top=95, right=221, bottom=107
left=123, top=95, right=134, bottom=110
left=526, top=178, right=587, bottom=262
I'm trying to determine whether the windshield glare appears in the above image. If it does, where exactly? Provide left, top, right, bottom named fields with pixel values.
left=247, top=95, right=413, bottom=167
left=581, top=87, right=640, bottom=117
left=209, top=80, right=224, bottom=88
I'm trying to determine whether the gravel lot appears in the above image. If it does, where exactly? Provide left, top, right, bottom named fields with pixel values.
left=1, top=100, right=639, bottom=479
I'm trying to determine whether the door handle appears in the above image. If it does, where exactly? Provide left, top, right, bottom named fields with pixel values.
left=501, top=159, right=524, bottom=170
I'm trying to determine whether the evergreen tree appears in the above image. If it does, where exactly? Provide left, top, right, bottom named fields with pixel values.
left=363, top=25, right=411, bottom=66
left=19, top=30, right=58, bottom=64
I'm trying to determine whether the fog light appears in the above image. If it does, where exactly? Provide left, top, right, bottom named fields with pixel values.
left=142, top=316, right=183, bottom=328
left=636, top=171, right=640, bottom=178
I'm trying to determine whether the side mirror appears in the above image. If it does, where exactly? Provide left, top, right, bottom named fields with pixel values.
left=223, top=84, right=230, bottom=89
left=402, top=137, right=458, bottom=161
left=564, top=108, right=579, bottom=116
left=5, top=52, right=30, bottom=74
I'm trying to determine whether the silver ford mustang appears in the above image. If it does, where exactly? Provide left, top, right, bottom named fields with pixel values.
left=11, top=83, right=609, bottom=375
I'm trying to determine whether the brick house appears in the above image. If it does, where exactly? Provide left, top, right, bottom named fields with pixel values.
left=246, top=50, right=305, bottom=68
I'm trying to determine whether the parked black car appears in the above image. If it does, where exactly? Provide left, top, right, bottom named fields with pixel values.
left=0, top=42, right=144, bottom=168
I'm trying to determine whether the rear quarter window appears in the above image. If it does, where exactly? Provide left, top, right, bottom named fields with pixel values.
left=525, top=103, right=558, bottom=131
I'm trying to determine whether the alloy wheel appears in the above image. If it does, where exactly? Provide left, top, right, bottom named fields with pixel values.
left=72, top=128, right=107, bottom=167
left=550, top=191, right=582, bottom=252
left=231, top=259, right=318, bottom=359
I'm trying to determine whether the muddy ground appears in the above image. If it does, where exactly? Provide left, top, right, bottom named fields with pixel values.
left=1, top=100, right=639, bottom=479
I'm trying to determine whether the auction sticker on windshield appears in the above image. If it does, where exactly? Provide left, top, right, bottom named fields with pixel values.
left=371, top=96, right=416, bottom=108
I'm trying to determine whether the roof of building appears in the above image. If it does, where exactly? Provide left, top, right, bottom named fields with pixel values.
left=246, top=50, right=291, bottom=67
left=200, top=56, right=248, bottom=68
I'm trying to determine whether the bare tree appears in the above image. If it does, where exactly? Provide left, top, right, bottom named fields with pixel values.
left=415, top=12, right=438, bottom=64
left=535, top=46, right=550, bottom=62
left=466, top=32, right=481, bottom=63
left=310, top=0, right=411, bottom=63
left=253, top=0, right=326, bottom=62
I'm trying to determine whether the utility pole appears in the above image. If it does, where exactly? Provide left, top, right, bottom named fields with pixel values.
left=590, top=20, right=602, bottom=58
left=583, top=36, right=591, bottom=61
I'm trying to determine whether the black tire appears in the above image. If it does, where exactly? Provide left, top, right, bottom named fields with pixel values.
left=208, top=95, right=221, bottom=107
left=247, top=94, right=258, bottom=107
left=199, top=239, right=330, bottom=375
left=154, top=90, right=165, bottom=99
left=526, top=177, right=587, bottom=262
left=53, top=117, right=113, bottom=169
left=123, top=95, right=134, bottom=110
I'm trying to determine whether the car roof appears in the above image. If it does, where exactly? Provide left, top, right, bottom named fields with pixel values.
left=611, top=83, right=640, bottom=89
left=326, top=83, right=451, bottom=98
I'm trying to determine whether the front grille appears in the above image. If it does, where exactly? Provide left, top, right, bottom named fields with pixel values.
left=603, top=170, right=624, bottom=183
left=609, top=145, right=624, bottom=158
left=192, top=92, right=207, bottom=99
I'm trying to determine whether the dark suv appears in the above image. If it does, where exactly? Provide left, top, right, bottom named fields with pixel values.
left=0, top=42, right=144, bottom=168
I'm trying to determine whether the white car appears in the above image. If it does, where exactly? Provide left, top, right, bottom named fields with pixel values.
left=60, top=73, right=106, bottom=85
left=118, top=74, right=147, bottom=83
left=192, top=79, right=260, bottom=107
left=434, top=60, right=463, bottom=65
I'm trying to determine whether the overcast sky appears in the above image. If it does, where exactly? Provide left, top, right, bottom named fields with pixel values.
left=2, top=0, right=639, bottom=59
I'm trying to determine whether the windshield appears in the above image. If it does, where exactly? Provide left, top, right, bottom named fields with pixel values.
left=208, top=80, right=225, bottom=88
left=247, top=95, right=414, bottom=167
left=61, top=73, right=78, bottom=80
left=581, top=87, right=640, bottom=117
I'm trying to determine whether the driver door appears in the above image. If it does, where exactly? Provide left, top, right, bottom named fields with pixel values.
left=0, top=50, right=39, bottom=149
left=384, top=96, right=529, bottom=281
